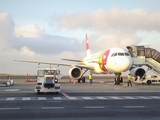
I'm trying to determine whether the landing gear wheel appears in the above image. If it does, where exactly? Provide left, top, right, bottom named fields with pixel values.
left=120, top=77, right=123, bottom=83
left=82, top=77, right=85, bottom=83
left=147, top=80, right=151, bottom=85
left=114, top=78, right=117, bottom=85
left=77, top=77, right=85, bottom=83
left=78, top=78, right=81, bottom=83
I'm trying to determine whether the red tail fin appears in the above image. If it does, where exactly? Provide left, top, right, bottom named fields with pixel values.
left=86, top=34, right=91, bottom=56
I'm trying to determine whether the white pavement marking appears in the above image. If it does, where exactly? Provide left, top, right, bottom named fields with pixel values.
left=22, top=97, right=31, bottom=100
left=6, top=98, right=15, bottom=101
left=61, top=92, right=77, bottom=100
left=61, top=92, right=70, bottom=97
left=0, top=108, right=21, bottom=110
left=85, top=106, right=105, bottom=109
left=150, top=96, right=160, bottom=99
left=124, top=96, right=137, bottom=99
left=97, top=97, right=107, bottom=99
left=38, top=97, right=46, bottom=100
left=82, top=97, right=92, bottom=100
left=42, top=107, right=64, bottom=109
left=124, top=106, right=145, bottom=108
left=110, top=96, right=123, bottom=99
left=53, top=97, right=62, bottom=100
left=136, top=96, right=151, bottom=99
left=1, top=96, right=160, bottom=101
left=67, top=97, right=77, bottom=100
left=46, top=101, right=61, bottom=102
left=5, top=89, right=20, bottom=91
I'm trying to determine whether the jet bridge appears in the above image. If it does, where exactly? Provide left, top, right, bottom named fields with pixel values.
left=127, top=45, right=160, bottom=75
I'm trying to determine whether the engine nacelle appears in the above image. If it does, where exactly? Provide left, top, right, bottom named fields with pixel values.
left=69, top=67, right=82, bottom=79
left=129, top=67, right=146, bottom=78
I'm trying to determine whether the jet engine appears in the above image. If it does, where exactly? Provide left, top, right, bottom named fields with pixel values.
left=129, top=67, right=146, bottom=79
left=69, top=67, right=82, bottom=79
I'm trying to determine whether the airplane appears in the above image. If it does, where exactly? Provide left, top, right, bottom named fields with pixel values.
left=15, top=34, right=133, bottom=84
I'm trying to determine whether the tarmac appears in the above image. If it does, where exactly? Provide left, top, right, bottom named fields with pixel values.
left=0, top=77, right=160, bottom=94
left=0, top=77, right=159, bottom=120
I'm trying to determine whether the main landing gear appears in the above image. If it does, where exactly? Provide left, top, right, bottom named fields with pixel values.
left=77, top=69, right=88, bottom=83
left=78, top=77, right=85, bottom=83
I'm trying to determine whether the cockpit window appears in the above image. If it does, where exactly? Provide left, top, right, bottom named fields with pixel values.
left=118, top=53, right=124, bottom=56
left=111, top=53, right=115, bottom=57
left=111, top=52, right=130, bottom=57
left=111, top=53, right=114, bottom=57
left=111, top=53, right=123, bottom=57
left=114, top=53, right=117, bottom=56
left=125, top=53, right=130, bottom=56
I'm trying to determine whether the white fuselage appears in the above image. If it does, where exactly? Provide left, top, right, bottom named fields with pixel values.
left=83, top=47, right=132, bottom=74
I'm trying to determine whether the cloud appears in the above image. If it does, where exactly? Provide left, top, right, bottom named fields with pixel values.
left=50, top=8, right=159, bottom=51
left=0, top=12, right=15, bottom=39
left=0, top=12, right=84, bottom=56
left=20, top=46, right=35, bottom=57
left=0, top=10, right=159, bottom=75
left=14, top=24, right=45, bottom=38
left=52, top=8, right=160, bottom=32
left=0, top=12, right=85, bottom=74
left=0, top=12, right=15, bottom=53
left=10, top=33, right=83, bottom=55
left=87, top=31, right=142, bottom=53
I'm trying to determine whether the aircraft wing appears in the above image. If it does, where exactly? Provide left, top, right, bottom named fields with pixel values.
left=62, top=58, right=83, bottom=62
left=14, top=60, right=72, bottom=67
left=76, top=64, right=95, bottom=70
left=15, top=59, right=95, bottom=70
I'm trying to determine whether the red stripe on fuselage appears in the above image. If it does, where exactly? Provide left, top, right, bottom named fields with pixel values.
left=102, top=50, right=110, bottom=65
left=101, top=50, right=110, bottom=72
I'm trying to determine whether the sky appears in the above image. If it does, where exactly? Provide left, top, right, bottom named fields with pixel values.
left=0, top=0, right=159, bottom=75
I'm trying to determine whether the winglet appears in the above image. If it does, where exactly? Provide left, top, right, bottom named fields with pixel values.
left=86, top=34, right=91, bottom=56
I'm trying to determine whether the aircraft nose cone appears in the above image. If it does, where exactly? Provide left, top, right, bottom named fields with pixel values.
left=116, top=57, right=132, bottom=72
left=123, top=57, right=132, bottom=71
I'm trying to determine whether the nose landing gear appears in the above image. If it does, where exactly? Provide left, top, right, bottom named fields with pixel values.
left=114, top=73, right=123, bottom=85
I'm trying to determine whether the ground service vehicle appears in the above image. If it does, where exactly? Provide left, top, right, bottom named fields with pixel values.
left=35, top=68, right=62, bottom=94
left=134, top=75, right=160, bottom=85
left=0, top=79, right=14, bottom=87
